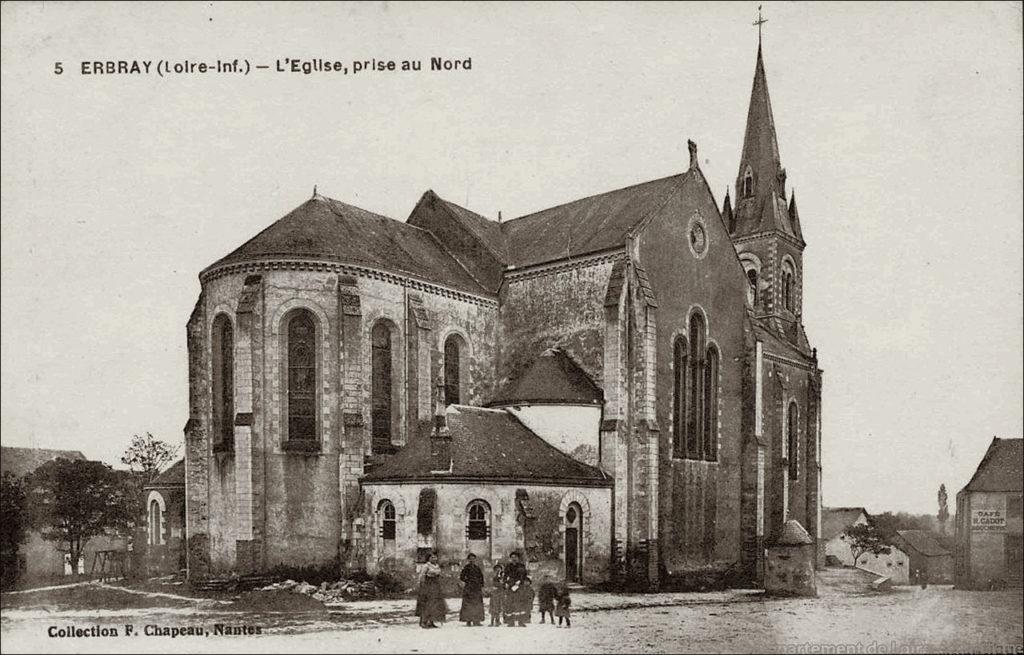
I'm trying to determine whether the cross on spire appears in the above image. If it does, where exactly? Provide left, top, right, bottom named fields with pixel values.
left=753, top=5, right=767, bottom=46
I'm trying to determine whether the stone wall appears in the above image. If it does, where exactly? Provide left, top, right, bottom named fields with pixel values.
left=958, top=491, right=1024, bottom=588
left=187, top=264, right=498, bottom=575
left=635, top=170, right=748, bottom=578
left=361, top=482, right=612, bottom=586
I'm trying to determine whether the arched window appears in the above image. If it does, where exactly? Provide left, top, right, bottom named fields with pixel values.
left=781, top=260, right=796, bottom=312
left=687, top=312, right=706, bottom=459
left=443, top=334, right=465, bottom=406
left=467, top=500, right=490, bottom=541
left=703, top=345, right=719, bottom=461
left=149, top=498, right=162, bottom=546
left=672, top=336, right=688, bottom=459
left=788, top=401, right=799, bottom=480
left=371, top=321, right=396, bottom=454
left=380, top=500, right=396, bottom=541
left=286, top=310, right=317, bottom=442
left=211, top=314, right=234, bottom=449
left=746, top=269, right=759, bottom=307
left=743, top=169, right=754, bottom=198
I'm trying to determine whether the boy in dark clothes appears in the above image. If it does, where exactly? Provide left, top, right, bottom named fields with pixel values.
left=537, top=576, right=558, bottom=624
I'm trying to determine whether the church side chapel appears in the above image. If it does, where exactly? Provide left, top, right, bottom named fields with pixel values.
left=182, top=36, right=823, bottom=589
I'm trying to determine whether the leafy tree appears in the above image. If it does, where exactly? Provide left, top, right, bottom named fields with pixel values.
left=0, top=472, right=27, bottom=588
left=24, top=458, right=123, bottom=576
left=937, top=484, right=950, bottom=534
left=844, top=523, right=892, bottom=566
left=120, top=432, right=179, bottom=483
left=870, top=511, right=935, bottom=542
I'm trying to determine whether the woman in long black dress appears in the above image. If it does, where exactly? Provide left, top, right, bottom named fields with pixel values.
left=458, top=553, right=485, bottom=626
left=415, top=552, right=447, bottom=628
left=502, top=551, right=530, bottom=627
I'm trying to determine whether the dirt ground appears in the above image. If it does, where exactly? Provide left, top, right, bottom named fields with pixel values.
left=1, top=572, right=1021, bottom=654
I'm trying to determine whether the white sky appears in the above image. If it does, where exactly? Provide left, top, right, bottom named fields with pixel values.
left=2, top=2, right=1021, bottom=515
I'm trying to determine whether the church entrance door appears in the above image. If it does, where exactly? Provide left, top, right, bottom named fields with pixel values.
left=565, top=503, right=582, bottom=582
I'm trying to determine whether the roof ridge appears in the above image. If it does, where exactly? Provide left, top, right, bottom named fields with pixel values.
left=506, top=172, right=685, bottom=224
left=435, top=196, right=508, bottom=263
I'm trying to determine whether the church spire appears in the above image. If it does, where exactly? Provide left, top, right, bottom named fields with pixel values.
left=736, top=42, right=782, bottom=200
left=731, top=27, right=801, bottom=243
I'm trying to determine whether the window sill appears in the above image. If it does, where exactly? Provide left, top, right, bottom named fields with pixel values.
left=282, top=440, right=321, bottom=454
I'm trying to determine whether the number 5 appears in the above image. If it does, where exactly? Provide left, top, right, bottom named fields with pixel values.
left=54, top=62, right=63, bottom=75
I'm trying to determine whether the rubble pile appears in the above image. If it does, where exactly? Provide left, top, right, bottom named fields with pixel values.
left=259, top=578, right=383, bottom=603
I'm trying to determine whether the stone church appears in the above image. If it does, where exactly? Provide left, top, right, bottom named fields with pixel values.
left=183, top=40, right=823, bottom=588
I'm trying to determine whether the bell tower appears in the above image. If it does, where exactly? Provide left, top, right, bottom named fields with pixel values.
left=728, top=32, right=806, bottom=325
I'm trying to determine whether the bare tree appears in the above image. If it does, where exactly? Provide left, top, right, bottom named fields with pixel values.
left=120, top=432, right=179, bottom=484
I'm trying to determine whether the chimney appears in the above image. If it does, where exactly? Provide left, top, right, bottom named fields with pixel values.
left=430, top=382, right=452, bottom=473
left=688, top=139, right=699, bottom=170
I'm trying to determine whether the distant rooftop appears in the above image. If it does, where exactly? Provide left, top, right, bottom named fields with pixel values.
left=0, top=446, right=87, bottom=479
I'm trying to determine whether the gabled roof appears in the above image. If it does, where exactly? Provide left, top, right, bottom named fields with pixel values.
left=146, top=459, right=185, bottom=487
left=490, top=348, right=603, bottom=407
left=962, top=437, right=1023, bottom=493
left=361, top=405, right=610, bottom=486
left=821, top=506, right=869, bottom=540
left=774, top=519, right=814, bottom=545
left=406, top=191, right=506, bottom=293
left=433, top=195, right=508, bottom=263
left=502, top=174, right=688, bottom=268
left=0, top=446, right=87, bottom=479
left=202, top=195, right=487, bottom=295
left=750, top=314, right=815, bottom=364
left=895, top=530, right=951, bottom=558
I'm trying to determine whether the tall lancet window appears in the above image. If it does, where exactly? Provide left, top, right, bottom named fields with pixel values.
left=781, top=260, right=796, bottom=312
left=787, top=401, right=800, bottom=480
left=687, top=313, right=706, bottom=459
left=212, top=314, right=234, bottom=449
left=746, top=269, right=759, bottom=307
left=743, top=168, right=754, bottom=198
left=672, top=336, right=688, bottom=459
left=443, top=334, right=465, bottom=406
left=371, top=320, right=396, bottom=454
left=703, top=345, right=719, bottom=461
left=286, top=310, right=317, bottom=442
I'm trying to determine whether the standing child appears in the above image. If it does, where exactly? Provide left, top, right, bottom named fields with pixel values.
left=537, top=576, right=558, bottom=624
left=521, top=576, right=536, bottom=625
left=554, top=583, right=571, bottom=628
left=489, top=564, right=505, bottom=627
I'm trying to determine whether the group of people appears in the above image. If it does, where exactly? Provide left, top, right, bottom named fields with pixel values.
left=414, top=551, right=572, bottom=629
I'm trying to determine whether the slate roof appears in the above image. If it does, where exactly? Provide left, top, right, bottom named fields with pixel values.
left=203, top=195, right=487, bottom=295
left=0, top=446, right=87, bottom=479
left=962, top=437, right=1023, bottom=493
left=821, top=506, right=869, bottom=541
left=361, top=405, right=610, bottom=486
left=146, top=459, right=185, bottom=487
left=406, top=192, right=507, bottom=293
left=501, top=174, right=687, bottom=268
left=896, top=530, right=951, bottom=558
left=774, top=519, right=814, bottom=545
left=731, top=44, right=802, bottom=244
left=750, top=314, right=816, bottom=364
left=490, top=348, right=603, bottom=407
left=434, top=196, right=508, bottom=263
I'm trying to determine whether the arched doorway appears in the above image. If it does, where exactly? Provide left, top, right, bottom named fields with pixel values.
left=564, top=503, right=583, bottom=582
